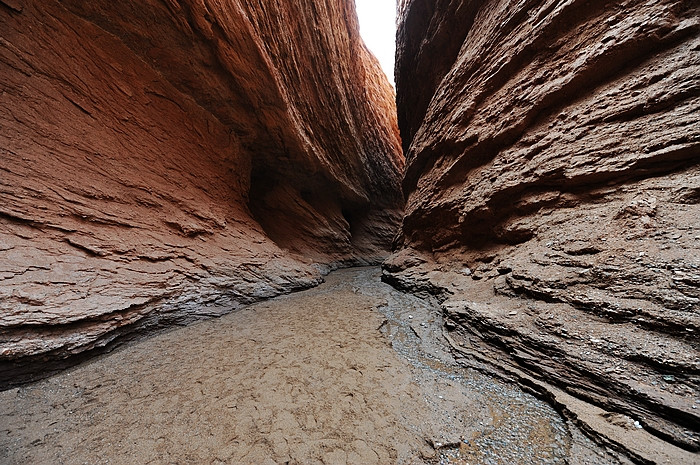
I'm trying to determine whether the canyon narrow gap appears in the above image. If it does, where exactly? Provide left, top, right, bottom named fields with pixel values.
left=1, top=0, right=698, bottom=464
left=0, top=0, right=403, bottom=384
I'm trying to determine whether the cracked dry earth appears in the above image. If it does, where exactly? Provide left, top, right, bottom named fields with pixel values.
left=1, top=268, right=628, bottom=464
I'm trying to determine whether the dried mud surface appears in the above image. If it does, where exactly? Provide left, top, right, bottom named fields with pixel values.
left=0, top=268, right=626, bottom=465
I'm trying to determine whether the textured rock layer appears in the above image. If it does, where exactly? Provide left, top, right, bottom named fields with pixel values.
left=388, top=0, right=699, bottom=457
left=0, top=0, right=402, bottom=385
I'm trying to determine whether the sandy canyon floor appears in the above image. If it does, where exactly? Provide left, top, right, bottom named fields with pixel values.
left=0, top=268, right=632, bottom=464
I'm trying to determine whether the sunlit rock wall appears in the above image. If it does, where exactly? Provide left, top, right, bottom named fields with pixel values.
left=0, top=0, right=402, bottom=384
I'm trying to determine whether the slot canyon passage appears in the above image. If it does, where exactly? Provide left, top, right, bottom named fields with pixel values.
left=0, top=0, right=698, bottom=464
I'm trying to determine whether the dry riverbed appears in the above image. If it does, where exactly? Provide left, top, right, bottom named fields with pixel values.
left=0, top=267, right=628, bottom=464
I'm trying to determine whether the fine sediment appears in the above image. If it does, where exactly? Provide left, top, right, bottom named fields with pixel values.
left=0, top=268, right=629, bottom=465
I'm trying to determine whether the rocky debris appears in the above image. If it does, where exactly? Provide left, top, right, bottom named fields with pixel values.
left=388, top=0, right=700, bottom=459
left=384, top=257, right=699, bottom=463
left=0, top=0, right=402, bottom=386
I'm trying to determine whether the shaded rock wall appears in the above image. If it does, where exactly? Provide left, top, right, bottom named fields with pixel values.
left=0, top=0, right=402, bottom=385
left=389, top=0, right=699, bottom=457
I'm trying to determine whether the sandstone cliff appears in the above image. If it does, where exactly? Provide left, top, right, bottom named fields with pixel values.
left=388, top=0, right=699, bottom=458
left=0, top=0, right=402, bottom=385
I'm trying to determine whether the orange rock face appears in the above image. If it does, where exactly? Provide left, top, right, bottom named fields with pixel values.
left=0, top=0, right=402, bottom=383
left=389, top=0, right=699, bottom=456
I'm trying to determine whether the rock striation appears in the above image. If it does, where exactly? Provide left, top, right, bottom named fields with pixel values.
left=0, top=0, right=402, bottom=386
left=388, top=0, right=699, bottom=459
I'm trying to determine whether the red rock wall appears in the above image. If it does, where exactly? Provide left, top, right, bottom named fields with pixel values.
left=389, top=0, right=699, bottom=456
left=0, top=0, right=402, bottom=383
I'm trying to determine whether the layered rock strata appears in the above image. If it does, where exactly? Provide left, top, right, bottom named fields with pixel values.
left=0, top=0, right=402, bottom=386
left=388, top=0, right=699, bottom=458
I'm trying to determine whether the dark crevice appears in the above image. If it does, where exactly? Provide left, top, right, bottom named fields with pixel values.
left=396, top=0, right=481, bottom=153
left=247, top=164, right=359, bottom=256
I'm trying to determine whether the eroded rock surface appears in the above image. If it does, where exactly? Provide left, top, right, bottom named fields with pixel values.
left=0, top=0, right=402, bottom=385
left=388, top=0, right=699, bottom=458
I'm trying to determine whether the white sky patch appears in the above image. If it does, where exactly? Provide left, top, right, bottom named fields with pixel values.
left=354, top=0, right=396, bottom=86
